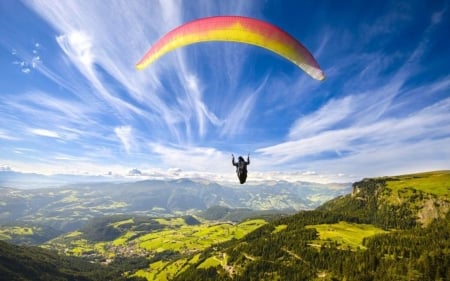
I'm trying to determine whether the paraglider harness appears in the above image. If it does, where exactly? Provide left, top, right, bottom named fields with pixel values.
left=232, top=155, right=250, bottom=184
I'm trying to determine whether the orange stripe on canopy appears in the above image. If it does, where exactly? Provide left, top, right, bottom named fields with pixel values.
left=136, top=16, right=325, bottom=81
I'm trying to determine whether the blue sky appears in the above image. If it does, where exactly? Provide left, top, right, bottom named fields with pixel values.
left=0, top=0, right=449, bottom=183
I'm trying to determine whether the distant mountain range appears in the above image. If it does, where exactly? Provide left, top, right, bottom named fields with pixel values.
left=0, top=174, right=350, bottom=232
left=0, top=170, right=120, bottom=189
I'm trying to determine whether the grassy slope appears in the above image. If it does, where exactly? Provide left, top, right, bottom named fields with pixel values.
left=305, top=221, right=388, bottom=249
left=138, top=219, right=266, bottom=253
left=132, top=219, right=266, bottom=281
left=383, top=170, right=450, bottom=197
left=43, top=216, right=266, bottom=281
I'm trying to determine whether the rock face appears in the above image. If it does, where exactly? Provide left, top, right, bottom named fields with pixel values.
left=351, top=178, right=382, bottom=199
left=350, top=172, right=450, bottom=227
left=417, top=198, right=450, bottom=226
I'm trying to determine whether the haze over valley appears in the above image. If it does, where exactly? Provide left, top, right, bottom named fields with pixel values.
left=0, top=170, right=350, bottom=234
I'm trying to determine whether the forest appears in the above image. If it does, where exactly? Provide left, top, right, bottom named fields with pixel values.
left=174, top=174, right=450, bottom=280
left=0, top=240, right=147, bottom=281
left=174, top=210, right=450, bottom=281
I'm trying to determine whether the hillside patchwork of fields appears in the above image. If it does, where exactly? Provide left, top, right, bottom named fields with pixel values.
left=41, top=215, right=267, bottom=281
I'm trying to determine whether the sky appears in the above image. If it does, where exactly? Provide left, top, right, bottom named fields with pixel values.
left=0, top=0, right=449, bottom=183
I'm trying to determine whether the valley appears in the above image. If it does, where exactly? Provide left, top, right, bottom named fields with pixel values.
left=0, top=177, right=350, bottom=233
left=43, top=216, right=267, bottom=260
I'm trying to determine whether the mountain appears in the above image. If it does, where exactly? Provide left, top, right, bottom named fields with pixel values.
left=0, top=170, right=116, bottom=189
left=172, top=170, right=450, bottom=280
left=318, top=170, right=450, bottom=228
left=0, top=178, right=350, bottom=233
left=1, top=171, right=448, bottom=280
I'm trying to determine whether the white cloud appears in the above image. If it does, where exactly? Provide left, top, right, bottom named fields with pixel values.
left=21, top=0, right=267, bottom=146
left=56, top=30, right=144, bottom=121
left=30, top=128, right=60, bottom=138
left=257, top=95, right=450, bottom=175
left=220, top=92, right=257, bottom=137
left=150, top=143, right=230, bottom=172
left=289, top=96, right=354, bottom=139
left=11, top=42, right=42, bottom=74
left=114, top=126, right=134, bottom=154
left=57, top=31, right=93, bottom=67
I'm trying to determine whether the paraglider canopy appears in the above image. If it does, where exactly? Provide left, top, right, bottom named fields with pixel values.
left=136, top=16, right=325, bottom=80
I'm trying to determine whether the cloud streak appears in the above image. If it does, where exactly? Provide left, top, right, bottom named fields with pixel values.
left=114, top=126, right=134, bottom=154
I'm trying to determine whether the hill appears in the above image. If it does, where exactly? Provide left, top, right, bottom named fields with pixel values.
left=319, top=170, right=450, bottom=228
left=42, top=215, right=266, bottom=261
left=172, top=171, right=450, bottom=280
left=0, top=214, right=268, bottom=281
left=0, top=240, right=147, bottom=281
left=0, top=223, right=62, bottom=245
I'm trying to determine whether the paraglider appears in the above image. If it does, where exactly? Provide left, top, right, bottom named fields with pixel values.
left=232, top=154, right=250, bottom=184
left=136, top=16, right=325, bottom=183
left=136, top=16, right=325, bottom=80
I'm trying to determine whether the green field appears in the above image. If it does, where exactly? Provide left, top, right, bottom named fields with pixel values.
left=306, top=221, right=388, bottom=250
left=133, top=254, right=202, bottom=281
left=0, top=226, right=34, bottom=238
left=138, top=219, right=267, bottom=253
left=272, top=224, right=287, bottom=233
left=383, top=170, right=450, bottom=197
left=131, top=219, right=266, bottom=281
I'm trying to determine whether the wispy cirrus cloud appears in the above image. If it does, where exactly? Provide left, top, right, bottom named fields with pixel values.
left=258, top=89, right=450, bottom=172
left=288, top=96, right=354, bottom=140
left=258, top=4, right=450, bottom=172
left=114, top=126, right=135, bottom=154
left=149, top=142, right=230, bottom=173
left=23, top=0, right=263, bottom=145
left=257, top=3, right=450, bottom=177
left=29, top=128, right=61, bottom=138
left=0, top=130, right=20, bottom=141
left=1, top=1, right=447, bottom=182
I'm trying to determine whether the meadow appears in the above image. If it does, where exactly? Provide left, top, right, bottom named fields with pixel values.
left=306, top=221, right=388, bottom=250
left=137, top=219, right=266, bottom=253
left=0, top=226, right=34, bottom=240
left=383, top=170, right=450, bottom=197
left=131, top=219, right=266, bottom=280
